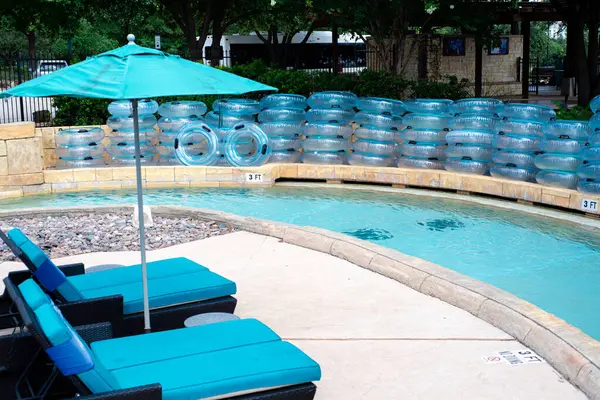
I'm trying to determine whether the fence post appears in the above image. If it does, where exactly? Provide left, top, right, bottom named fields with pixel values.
left=535, top=58, right=539, bottom=95
left=16, top=55, right=25, bottom=122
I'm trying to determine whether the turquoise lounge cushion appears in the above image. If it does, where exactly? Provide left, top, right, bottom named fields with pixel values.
left=7, top=229, right=49, bottom=270
left=19, top=278, right=50, bottom=310
left=68, top=257, right=209, bottom=292
left=109, top=341, right=321, bottom=400
left=31, top=298, right=119, bottom=393
left=7, top=228, right=28, bottom=247
left=34, top=302, right=72, bottom=345
left=92, top=319, right=281, bottom=370
left=8, top=229, right=80, bottom=297
left=57, top=280, right=84, bottom=302
left=74, top=269, right=236, bottom=314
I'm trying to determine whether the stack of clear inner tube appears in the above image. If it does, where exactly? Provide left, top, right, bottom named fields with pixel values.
left=303, top=91, right=356, bottom=165
left=106, top=100, right=158, bottom=166
left=398, top=99, right=452, bottom=169
left=534, top=120, right=588, bottom=189
left=576, top=99, right=600, bottom=194
left=156, top=101, right=207, bottom=165
left=207, top=99, right=260, bottom=166
left=349, top=97, right=403, bottom=167
left=55, top=127, right=106, bottom=168
left=490, top=104, right=555, bottom=182
left=259, top=94, right=306, bottom=163
left=444, top=99, right=503, bottom=175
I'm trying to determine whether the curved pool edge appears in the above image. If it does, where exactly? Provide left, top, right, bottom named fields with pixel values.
left=275, top=181, right=600, bottom=229
left=1, top=204, right=599, bottom=398
left=1, top=165, right=599, bottom=219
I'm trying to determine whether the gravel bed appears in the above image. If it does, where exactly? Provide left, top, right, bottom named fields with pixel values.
left=0, top=213, right=236, bottom=261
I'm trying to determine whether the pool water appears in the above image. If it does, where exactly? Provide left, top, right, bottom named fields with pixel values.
left=1, top=187, right=600, bottom=340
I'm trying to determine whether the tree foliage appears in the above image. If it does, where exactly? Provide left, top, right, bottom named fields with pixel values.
left=236, top=0, right=317, bottom=67
left=530, top=22, right=566, bottom=68
left=548, top=0, right=599, bottom=105
left=0, top=0, right=85, bottom=59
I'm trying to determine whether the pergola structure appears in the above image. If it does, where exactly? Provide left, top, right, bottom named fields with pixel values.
left=438, top=0, right=597, bottom=99
left=317, top=1, right=597, bottom=100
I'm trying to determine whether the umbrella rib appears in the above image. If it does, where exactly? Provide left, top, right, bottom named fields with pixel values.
left=120, top=57, right=132, bottom=99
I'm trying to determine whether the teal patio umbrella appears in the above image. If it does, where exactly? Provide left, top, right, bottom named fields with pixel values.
left=1, top=35, right=276, bottom=331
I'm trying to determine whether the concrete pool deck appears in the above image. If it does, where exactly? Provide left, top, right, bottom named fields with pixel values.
left=0, top=231, right=587, bottom=399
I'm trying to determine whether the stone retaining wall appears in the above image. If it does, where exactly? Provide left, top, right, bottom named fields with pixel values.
left=1, top=204, right=598, bottom=399
left=0, top=122, right=43, bottom=187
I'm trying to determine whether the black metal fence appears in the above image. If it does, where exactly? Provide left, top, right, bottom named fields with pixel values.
left=0, top=53, right=74, bottom=126
left=211, top=45, right=387, bottom=74
left=529, top=58, right=540, bottom=95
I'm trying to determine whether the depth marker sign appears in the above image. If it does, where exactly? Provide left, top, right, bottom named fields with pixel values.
left=483, top=350, right=546, bottom=366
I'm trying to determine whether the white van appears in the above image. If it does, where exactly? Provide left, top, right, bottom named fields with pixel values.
left=34, top=60, right=68, bottom=78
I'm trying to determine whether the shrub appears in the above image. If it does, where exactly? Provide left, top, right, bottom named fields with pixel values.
left=552, top=101, right=594, bottom=121
left=259, top=69, right=314, bottom=97
left=53, top=60, right=475, bottom=125
left=410, top=76, right=471, bottom=100
left=53, top=97, right=110, bottom=126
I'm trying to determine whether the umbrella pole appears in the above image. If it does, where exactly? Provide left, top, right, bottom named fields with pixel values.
left=132, top=99, right=151, bottom=332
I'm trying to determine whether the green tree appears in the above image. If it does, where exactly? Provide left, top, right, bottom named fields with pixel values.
left=0, top=17, right=28, bottom=60
left=238, top=0, right=317, bottom=67
left=153, top=0, right=210, bottom=59
left=51, top=20, right=119, bottom=59
left=530, top=22, right=566, bottom=67
left=549, top=0, right=599, bottom=105
left=0, top=0, right=84, bottom=63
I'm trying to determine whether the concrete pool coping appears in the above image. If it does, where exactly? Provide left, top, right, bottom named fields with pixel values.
left=0, top=204, right=599, bottom=398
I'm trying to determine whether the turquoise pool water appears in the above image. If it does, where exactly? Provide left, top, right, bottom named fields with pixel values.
left=1, top=187, right=599, bottom=339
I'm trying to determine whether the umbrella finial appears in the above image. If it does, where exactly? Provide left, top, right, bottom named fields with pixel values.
left=127, top=34, right=136, bottom=45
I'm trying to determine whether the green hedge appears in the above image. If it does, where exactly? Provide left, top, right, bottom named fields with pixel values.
left=53, top=60, right=471, bottom=126
left=552, top=101, right=594, bottom=121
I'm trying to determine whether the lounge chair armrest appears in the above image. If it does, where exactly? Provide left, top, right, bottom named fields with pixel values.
left=69, top=384, right=162, bottom=399
left=6, top=270, right=34, bottom=287
left=58, top=263, right=85, bottom=276
left=75, top=322, right=113, bottom=344
left=61, top=295, right=124, bottom=335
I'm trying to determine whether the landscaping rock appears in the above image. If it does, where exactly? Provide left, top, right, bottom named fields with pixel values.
left=0, top=212, right=236, bottom=261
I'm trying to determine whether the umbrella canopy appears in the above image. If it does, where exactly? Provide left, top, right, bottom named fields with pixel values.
left=0, top=39, right=275, bottom=99
left=1, top=35, right=277, bottom=332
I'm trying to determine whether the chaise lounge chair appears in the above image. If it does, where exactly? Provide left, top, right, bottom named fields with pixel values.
left=0, top=228, right=237, bottom=335
left=5, top=279, right=321, bottom=400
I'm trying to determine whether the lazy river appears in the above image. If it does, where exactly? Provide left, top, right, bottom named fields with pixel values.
left=1, top=186, right=599, bottom=340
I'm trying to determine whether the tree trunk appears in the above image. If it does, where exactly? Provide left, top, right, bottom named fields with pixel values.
left=271, top=25, right=280, bottom=67
left=588, top=18, right=599, bottom=98
left=521, top=18, right=531, bottom=99
left=187, top=31, right=201, bottom=60
left=160, top=0, right=203, bottom=60
left=294, top=22, right=316, bottom=69
left=475, top=36, right=483, bottom=97
left=332, top=18, right=339, bottom=74
left=26, top=30, right=36, bottom=72
left=417, top=36, right=428, bottom=80
left=210, top=6, right=225, bottom=67
left=570, top=18, right=590, bottom=106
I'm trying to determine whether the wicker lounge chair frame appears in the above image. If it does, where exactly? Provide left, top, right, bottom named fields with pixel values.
left=1, top=281, right=317, bottom=400
left=0, top=229, right=237, bottom=336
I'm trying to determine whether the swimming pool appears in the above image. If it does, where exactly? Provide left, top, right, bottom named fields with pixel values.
left=1, top=186, right=599, bottom=340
